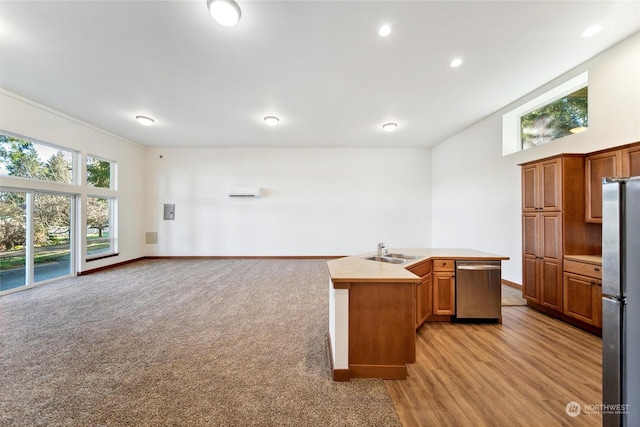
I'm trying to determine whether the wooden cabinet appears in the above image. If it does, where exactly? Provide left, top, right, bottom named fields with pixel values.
left=522, top=157, right=562, bottom=212
left=521, top=155, right=595, bottom=322
left=563, top=258, right=602, bottom=327
left=520, top=143, right=639, bottom=333
left=522, top=212, right=563, bottom=310
left=433, top=259, right=455, bottom=315
left=585, top=142, right=640, bottom=223
left=348, top=281, right=416, bottom=379
left=408, top=261, right=432, bottom=328
left=416, top=274, right=432, bottom=327
left=585, top=150, right=622, bottom=223
left=622, top=144, right=640, bottom=176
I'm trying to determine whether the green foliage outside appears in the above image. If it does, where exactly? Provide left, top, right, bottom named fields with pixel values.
left=521, top=87, right=588, bottom=149
left=87, top=157, right=111, bottom=188
left=0, top=135, right=112, bottom=271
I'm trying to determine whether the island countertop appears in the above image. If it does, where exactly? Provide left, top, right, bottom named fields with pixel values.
left=327, top=248, right=510, bottom=284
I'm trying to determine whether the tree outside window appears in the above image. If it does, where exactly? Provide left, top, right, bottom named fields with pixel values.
left=87, top=156, right=111, bottom=188
left=520, top=87, right=588, bottom=150
left=1, top=134, right=73, bottom=183
left=86, top=197, right=113, bottom=257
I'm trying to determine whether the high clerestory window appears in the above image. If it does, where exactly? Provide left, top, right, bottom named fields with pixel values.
left=86, top=155, right=114, bottom=189
left=503, top=72, right=589, bottom=156
left=0, top=134, right=75, bottom=183
left=520, top=87, right=588, bottom=149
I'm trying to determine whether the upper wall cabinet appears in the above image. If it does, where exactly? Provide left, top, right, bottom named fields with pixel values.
left=622, top=145, right=640, bottom=177
left=585, top=151, right=622, bottom=223
left=585, top=142, right=640, bottom=223
left=522, top=158, right=563, bottom=212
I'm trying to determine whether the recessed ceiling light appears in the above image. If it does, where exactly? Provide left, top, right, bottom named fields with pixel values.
left=207, top=0, right=241, bottom=27
left=382, top=122, right=398, bottom=132
left=581, top=25, right=602, bottom=38
left=379, top=24, right=391, bottom=37
left=136, top=115, right=155, bottom=126
left=450, top=58, right=463, bottom=68
left=264, top=116, right=280, bottom=126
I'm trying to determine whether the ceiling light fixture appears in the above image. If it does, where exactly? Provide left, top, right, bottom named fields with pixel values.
left=136, top=115, right=155, bottom=126
left=450, top=58, right=463, bottom=68
left=264, top=116, right=280, bottom=126
left=379, top=24, right=391, bottom=37
left=207, top=0, right=241, bottom=27
left=382, top=122, right=398, bottom=132
left=581, top=25, right=602, bottom=38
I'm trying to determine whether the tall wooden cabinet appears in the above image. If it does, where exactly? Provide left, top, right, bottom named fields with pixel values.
left=521, top=142, right=639, bottom=334
left=520, top=155, right=593, bottom=312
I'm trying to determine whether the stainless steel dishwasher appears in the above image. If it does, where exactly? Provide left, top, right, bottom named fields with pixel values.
left=455, top=260, right=502, bottom=321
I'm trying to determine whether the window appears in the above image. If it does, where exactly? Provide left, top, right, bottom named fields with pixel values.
left=503, top=72, right=588, bottom=156
left=0, top=191, right=26, bottom=291
left=520, top=87, right=588, bottom=149
left=33, top=193, right=72, bottom=282
left=0, top=190, right=74, bottom=292
left=0, top=134, right=74, bottom=184
left=86, top=156, right=113, bottom=189
left=86, top=196, right=116, bottom=259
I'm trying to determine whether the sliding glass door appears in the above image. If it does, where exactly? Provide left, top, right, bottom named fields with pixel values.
left=33, top=193, right=72, bottom=283
left=0, top=190, right=74, bottom=291
left=0, top=191, right=26, bottom=291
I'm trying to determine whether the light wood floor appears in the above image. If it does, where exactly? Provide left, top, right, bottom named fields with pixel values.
left=385, top=306, right=602, bottom=427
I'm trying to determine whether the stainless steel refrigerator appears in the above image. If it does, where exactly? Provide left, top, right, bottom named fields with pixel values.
left=602, top=177, right=640, bottom=427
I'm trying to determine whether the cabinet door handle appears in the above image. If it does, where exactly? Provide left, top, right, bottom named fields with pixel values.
left=594, top=267, right=600, bottom=272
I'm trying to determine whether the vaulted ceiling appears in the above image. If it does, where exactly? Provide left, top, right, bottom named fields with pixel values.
left=1, top=1, right=638, bottom=148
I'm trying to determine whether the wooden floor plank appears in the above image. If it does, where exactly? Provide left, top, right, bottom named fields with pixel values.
left=386, top=306, right=602, bottom=427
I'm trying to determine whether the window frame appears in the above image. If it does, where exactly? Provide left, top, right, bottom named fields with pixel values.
left=85, top=195, right=118, bottom=261
left=86, top=154, right=117, bottom=190
left=0, top=131, right=77, bottom=185
left=502, top=72, right=589, bottom=156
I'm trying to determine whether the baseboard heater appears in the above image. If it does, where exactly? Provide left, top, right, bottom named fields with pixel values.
left=228, top=187, right=261, bottom=198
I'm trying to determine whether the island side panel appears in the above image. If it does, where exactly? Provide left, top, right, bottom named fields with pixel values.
left=348, top=281, right=416, bottom=379
left=329, top=279, right=350, bottom=380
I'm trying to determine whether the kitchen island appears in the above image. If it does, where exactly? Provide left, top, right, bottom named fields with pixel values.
left=327, top=248, right=509, bottom=381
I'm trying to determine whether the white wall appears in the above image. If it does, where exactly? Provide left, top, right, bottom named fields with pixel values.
left=4, top=32, right=637, bottom=272
left=144, top=147, right=432, bottom=256
left=0, top=90, right=147, bottom=273
left=432, top=32, right=640, bottom=284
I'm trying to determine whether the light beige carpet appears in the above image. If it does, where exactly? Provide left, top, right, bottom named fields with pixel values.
left=502, top=284, right=527, bottom=306
left=0, top=259, right=401, bottom=427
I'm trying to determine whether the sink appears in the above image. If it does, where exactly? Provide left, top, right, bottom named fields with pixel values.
left=384, top=253, right=418, bottom=260
left=365, top=256, right=407, bottom=264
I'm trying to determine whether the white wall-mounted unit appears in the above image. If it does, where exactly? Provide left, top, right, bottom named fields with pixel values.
left=228, top=187, right=261, bottom=198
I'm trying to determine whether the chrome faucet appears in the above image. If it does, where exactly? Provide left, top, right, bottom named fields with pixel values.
left=377, top=242, right=387, bottom=257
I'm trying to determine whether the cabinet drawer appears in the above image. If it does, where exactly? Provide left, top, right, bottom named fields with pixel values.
left=433, top=259, right=455, bottom=272
left=564, top=259, right=602, bottom=279
left=407, top=260, right=431, bottom=277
